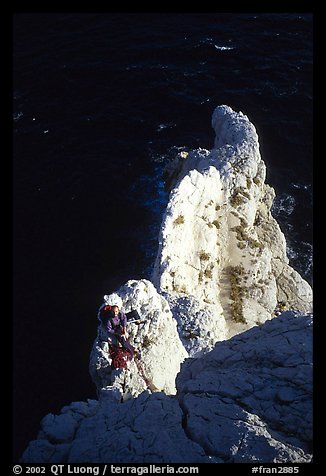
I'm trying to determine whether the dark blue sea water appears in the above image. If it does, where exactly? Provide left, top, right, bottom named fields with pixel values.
left=13, top=13, right=313, bottom=461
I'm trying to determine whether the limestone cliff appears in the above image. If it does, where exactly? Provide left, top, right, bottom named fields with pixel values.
left=152, top=105, right=312, bottom=355
left=21, top=105, right=313, bottom=463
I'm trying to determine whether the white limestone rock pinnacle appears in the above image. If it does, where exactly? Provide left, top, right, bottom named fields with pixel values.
left=152, top=105, right=312, bottom=355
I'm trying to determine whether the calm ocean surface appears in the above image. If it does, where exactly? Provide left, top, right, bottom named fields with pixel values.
left=13, top=13, right=313, bottom=460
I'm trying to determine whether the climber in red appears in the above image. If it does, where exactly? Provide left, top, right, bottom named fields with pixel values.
left=108, top=305, right=135, bottom=358
left=99, top=304, right=135, bottom=368
left=97, top=303, right=158, bottom=390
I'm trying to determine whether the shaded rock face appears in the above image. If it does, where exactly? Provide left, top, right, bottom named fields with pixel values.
left=177, top=311, right=313, bottom=463
left=152, top=105, right=312, bottom=355
left=89, top=279, right=188, bottom=399
left=22, top=312, right=312, bottom=463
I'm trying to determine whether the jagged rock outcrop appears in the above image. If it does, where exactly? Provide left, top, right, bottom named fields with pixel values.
left=89, top=279, right=188, bottom=399
left=21, top=105, right=313, bottom=464
left=152, top=105, right=312, bottom=355
left=22, top=311, right=312, bottom=463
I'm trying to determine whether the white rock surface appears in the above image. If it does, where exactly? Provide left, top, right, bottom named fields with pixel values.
left=22, top=311, right=312, bottom=463
left=89, top=279, right=188, bottom=399
left=153, top=105, right=312, bottom=355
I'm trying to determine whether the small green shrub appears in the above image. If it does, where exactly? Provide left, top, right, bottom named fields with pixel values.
left=142, top=335, right=155, bottom=348
left=199, top=251, right=210, bottom=261
left=173, top=215, right=185, bottom=225
left=212, top=220, right=220, bottom=229
left=253, top=176, right=261, bottom=186
left=228, top=266, right=246, bottom=324
left=204, top=268, right=213, bottom=279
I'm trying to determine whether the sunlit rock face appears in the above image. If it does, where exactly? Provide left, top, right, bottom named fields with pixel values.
left=152, top=105, right=312, bottom=355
